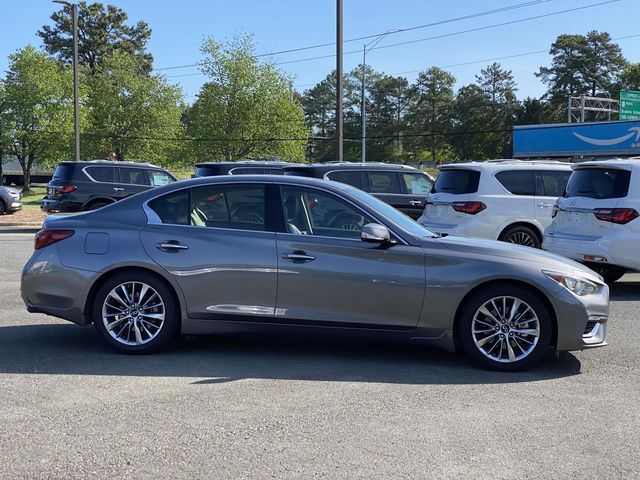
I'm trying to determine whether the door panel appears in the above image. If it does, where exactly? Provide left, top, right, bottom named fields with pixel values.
left=141, top=224, right=278, bottom=319
left=275, top=234, right=425, bottom=327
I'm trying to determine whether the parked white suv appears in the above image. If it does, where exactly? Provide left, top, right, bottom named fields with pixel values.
left=543, top=159, right=640, bottom=283
left=418, top=160, right=572, bottom=248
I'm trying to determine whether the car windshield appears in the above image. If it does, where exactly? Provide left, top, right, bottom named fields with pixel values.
left=338, top=184, right=436, bottom=238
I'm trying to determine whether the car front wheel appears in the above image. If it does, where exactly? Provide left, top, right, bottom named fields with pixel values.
left=92, top=271, right=180, bottom=353
left=457, top=285, right=552, bottom=371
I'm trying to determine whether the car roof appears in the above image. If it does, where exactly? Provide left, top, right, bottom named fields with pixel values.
left=572, top=158, right=640, bottom=170
left=284, top=162, right=420, bottom=172
left=58, top=159, right=165, bottom=169
left=438, top=160, right=573, bottom=171
left=195, top=160, right=291, bottom=167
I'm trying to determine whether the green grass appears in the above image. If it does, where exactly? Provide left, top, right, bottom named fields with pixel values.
left=20, top=186, right=47, bottom=211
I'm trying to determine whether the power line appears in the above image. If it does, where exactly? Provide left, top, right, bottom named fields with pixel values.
left=154, top=0, right=557, bottom=72
left=164, top=0, right=620, bottom=78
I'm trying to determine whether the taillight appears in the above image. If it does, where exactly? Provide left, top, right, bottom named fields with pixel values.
left=34, top=229, right=75, bottom=250
left=452, top=201, right=486, bottom=215
left=593, top=208, right=638, bottom=224
left=55, top=185, right=77, bottom=194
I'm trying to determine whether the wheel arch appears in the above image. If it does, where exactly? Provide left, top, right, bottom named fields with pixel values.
left=84, top=266, right=185, bottom=326
left=82, top=197, right=116, bottom=211
left=498, top=221, right=543, bottom=244
left=452, top=279, right=558, bottom=350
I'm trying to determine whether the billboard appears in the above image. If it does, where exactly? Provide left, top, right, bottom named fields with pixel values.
left=513, top=120, right=640, bottom=158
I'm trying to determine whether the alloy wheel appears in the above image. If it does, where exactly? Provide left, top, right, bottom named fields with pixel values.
left=471, top=296, right=540, bottom=363
left=506, top=231, right=536, bottom=247
left=101, top=281, right=165, bottom=346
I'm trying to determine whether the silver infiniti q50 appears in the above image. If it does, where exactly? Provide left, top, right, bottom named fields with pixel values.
left=21, top=175, right=609, bottom=371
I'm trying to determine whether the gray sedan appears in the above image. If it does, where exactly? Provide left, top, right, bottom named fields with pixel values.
left=21, top=175, right=609, bottom=371
left=0, top=186, right=22, bottom=214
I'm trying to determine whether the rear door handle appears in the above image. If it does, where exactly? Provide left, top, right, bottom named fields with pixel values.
left=156, top=241, right=189, bottom=252
left=282, top=252, right=316, bottom=263
left=537, top=202, right=553, bottom=208
left=113, top=187, right=125, bottom=192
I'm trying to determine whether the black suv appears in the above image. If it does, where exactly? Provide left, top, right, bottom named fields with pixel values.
left=283, top=162, right=434, bottom=219
left=42, top=160, right=176, bottom=213
left=192, top=160, right=291, bottom=178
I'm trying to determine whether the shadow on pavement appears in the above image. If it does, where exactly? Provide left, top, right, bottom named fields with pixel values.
left=0, top=323, right=582, bottom=385
left=609, top=281, right=640, bottom=301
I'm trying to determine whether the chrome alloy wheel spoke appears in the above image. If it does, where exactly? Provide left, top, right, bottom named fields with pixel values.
left=472, top=296, right=540, bottom=363
left=102, top=282, right=165, bottom=346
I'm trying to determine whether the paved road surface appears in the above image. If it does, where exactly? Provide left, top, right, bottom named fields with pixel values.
left=1, top=234, right=638, bottom=479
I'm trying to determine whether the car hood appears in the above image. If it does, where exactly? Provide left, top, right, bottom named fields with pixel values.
left=432, top=235, right=601, bottom=280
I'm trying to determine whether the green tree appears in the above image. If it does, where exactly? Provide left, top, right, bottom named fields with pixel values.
left=84, top=51, right=185, bottom=165
left=38, top=1, right=153, bottom=74
left=537, top=31, right=627, bottom=102
left=619, top=63, right=640, bottom=91
left=186, top=35, right=307, bottom=162
left=406, top=67, right=456, bottom=163
left=1, top=46, right=73, bottom=191
left=474, top=62, right=518, bottom=158
left=451, top=84, right=493, bottom=160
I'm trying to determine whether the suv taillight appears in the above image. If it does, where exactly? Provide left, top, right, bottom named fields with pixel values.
left=452, top=201, right=486, bottom=215
left=34, top=230, right=75, bottom=250
left=593, top=208, right=639, bottom=224
left=55, top=185, right=77, bottom=194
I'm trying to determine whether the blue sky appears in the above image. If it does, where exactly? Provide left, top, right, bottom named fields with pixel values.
left=2, top=0, right=639, bottom=102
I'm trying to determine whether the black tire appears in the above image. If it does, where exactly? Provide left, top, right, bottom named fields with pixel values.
left=499, top=225, right=541, bottom=249
left=86, top=201, right=110, bottom=211
left=457, top=284, right=552, bottom=371
left=0, top=200, right=5, bottom=215
left=92, top=271, right=180, bottom=354
left=588, top=264, right=626, bottom=284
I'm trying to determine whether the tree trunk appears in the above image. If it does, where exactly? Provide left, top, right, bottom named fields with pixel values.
left=22, top=165, right=31, bottom=193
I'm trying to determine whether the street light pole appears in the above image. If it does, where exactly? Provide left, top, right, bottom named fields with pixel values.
left=53, top=0, right=80, bottom=161
left=336, top=0, right=343, bottom=162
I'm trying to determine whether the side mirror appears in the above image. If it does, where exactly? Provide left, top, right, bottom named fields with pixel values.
left=361, top=223, right=392, bottom=244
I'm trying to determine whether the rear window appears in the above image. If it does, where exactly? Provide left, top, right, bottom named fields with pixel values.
left=564, top=168, right=631, bottom=199
left=496, top=170, right=535, bottom=196
left=432, top=169, right=480, bottom=194
left=52, top=164, right=74, bottom=180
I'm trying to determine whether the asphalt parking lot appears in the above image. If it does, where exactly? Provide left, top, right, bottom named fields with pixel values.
left=1, top=233, right=639, bottom=479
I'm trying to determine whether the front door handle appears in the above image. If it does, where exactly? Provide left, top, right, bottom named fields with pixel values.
left=282, top=251, right=316, bottom=263
left=113, top=187, right=125, bottom=192
left=156, top=241, right=189, bottom=252
left=409, top=200, right=424, bottom=206
left=537, top=202, right=553, bottom=208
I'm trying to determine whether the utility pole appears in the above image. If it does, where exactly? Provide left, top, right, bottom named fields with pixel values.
left=336, top=0, right=343, bottom=162
left=53, top=0, right=80, bottom=161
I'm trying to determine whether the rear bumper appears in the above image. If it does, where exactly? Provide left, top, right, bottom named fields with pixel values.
left=418, top=216, right=496, bottom=240
left=543, top=230, right=639, bottom=272
left=41, top=196, right=82, bottom=213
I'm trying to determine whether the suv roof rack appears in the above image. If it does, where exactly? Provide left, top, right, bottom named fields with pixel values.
left=60, top=159, right=162, bottom=169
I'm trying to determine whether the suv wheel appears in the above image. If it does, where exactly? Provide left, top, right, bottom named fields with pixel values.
left=92, top=271, right=180, bottom=354
left=500, top=225, right=540, bottom=249
left=0, top=200, right=5, bottom=215
left=86, top=201, right=110, bottom=211
left=457, top=285, right=552, bottom=371
left=588, top=264, right=626, bottom=284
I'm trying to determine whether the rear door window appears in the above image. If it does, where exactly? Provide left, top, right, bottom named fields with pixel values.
left=539, top=170, right=571, bottom=197
left=432, top=169, right=480, bottom=194
left=148, top=170, right=174, bottom=187
left=495, top=170, right=535, bottom=195
left=148, top=190, right=189, bottom=225
left=85, top=166, right=117, bottom=183
left=401, top=173, right=432, bottom=195
left=190, top=184, right=266, bottom=231
left=326, top=171, right=364, bottom=190
left=367, top=172, right=401, bottom=194
left=564, top=168, right=631, bottom=199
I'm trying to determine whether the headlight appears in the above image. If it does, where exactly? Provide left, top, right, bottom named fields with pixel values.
left=543, top=271, right=599, bottom=296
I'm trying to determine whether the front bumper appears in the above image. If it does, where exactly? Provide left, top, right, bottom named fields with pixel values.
left=550, top=280, right=609, bottom=351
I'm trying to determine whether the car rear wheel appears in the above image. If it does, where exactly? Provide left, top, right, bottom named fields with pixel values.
left=86, top=201, right=110, bottom=211
left=92, top=271, right=180, bottom=353
left=500, top=225, right=540, bottom=249
left=457, top=285, right=552, bottom=371
left=0, top=201, right=5, bottom=215
left=588, top=264, right=626, bottom=284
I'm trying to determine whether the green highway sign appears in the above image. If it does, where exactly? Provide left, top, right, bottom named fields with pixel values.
left=620, top=90, right=640, bottom=120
